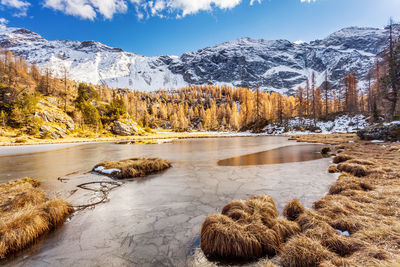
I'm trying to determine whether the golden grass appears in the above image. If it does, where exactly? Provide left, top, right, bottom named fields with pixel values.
left=93, top=158, right=171, bottom=179
left=286, top=133, right=400, bottom=266
left=328, top=165, right=339, bottom=173
left=328, top=174, right=373, bottom=194
left=201, top=214, right=264, bottom=259
left=283, top=199, right=305, bottom=221
left=280, top=234, right=335, bottom=267
left=337, top=163, right=367, bottom=177
left=288, top=133, right=356, bottom=145
left=272, top=217, right=301, bottom=241
left=332, top=154, right=353, bottom=164
left=347, top=159, right=375, bottom=166
left=0, top=178, right=73, bottom=258
left=201, top=194, right=300, bottom=260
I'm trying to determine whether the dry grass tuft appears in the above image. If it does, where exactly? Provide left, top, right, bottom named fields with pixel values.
left=245, top=223, right=282, bottom=256
left=304, top=224, right=362, bottom=257
left=347, top=159, right=375, bottom=166
left=321, top=146, right=331, bottom=155
left=93, top=158, right=171, bottom=179
left=333, top=154, right=353, bottom=164
left=201, top=214, right=263, bottom=260
left=201, top=194, right=302, bottom=260
left=328, top=165, right=339, bottom=173
left=280, top=234, right=334, bottom=267
left=337, top=163, right=367, bottom=177
left=0, top=178, right=73, bottom=259
left=296, top=210, right=332, bottom=232
left=272, top=217, right=301, bottom=241
left=329, top=174, right=373, bottom=194
left=283, top=199, right=305, bottom=221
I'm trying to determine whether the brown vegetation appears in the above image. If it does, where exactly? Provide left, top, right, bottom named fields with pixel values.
left=0, top=178, right=73, bottom=258
left=289, top=134, right=356, bottom=145
left=285, top=134, right=400, bottom=266
left=280, top=234, right=335, bottom=267
left=283, top=199, right=305, bottom=221
left=328, top=165, right=339, bottom=173
left=201, top=194, right=300, bottom=261
left=332, top=154, right=353, bottom=164
left=337, top=163, right=367, bottom=177
left=328, top=174, right=374, bottom=195
left=93, top=158, right=171, bottom=179
left=321, top=146, right=331, bottom=155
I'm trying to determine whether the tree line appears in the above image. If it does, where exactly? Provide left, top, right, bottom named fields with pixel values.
left=0, top=23, right=399, bottom=134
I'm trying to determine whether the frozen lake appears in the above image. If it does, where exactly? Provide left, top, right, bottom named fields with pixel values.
left=0, top=136, right=337, bottom=266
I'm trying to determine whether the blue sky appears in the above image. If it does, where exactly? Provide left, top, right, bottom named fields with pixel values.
left=0, top=0, right=399, bottom=57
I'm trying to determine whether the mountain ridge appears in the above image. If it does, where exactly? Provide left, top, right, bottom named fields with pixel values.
left=0, top=24, right=391, bottom=93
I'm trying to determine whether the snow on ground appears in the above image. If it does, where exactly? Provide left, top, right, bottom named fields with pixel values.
left=94, top=166, right=121, bottom=175
left=264, top=115, right=369, bottom=135
left=187, top=131, right=269, bottom=137
left=384, top=121, right=400, bottom=126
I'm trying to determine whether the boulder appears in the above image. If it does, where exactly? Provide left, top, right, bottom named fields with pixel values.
left=357, top=122, right=400, bottom=141
left=35, top=100, right=75, bottom=130
left=112, top=121, right=140, bottom=136
left=39, top=125, right=66, bottom=139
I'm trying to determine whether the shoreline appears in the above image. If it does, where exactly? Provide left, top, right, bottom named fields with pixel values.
left=0, top=130, right=358, bottom=147
left=0, top=131, right=273, bottom=147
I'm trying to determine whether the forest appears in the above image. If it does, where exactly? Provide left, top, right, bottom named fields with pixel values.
left=0, top=23, right=399, bottom=136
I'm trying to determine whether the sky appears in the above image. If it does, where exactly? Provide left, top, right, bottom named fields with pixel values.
left=0, top=0, right=399, bottom=57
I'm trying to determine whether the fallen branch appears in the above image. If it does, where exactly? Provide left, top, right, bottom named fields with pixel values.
left=73, top=181, right=123, bottom=211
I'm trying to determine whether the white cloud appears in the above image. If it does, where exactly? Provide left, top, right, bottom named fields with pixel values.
left=0, top=17, right=8, bottom=24
left=2, top=0, right=315, bottom=20
left=42, top=0, right=262, bottom=20
left=43, top=0, right=128, bottom=20
left=0, top=0, right=30, bottom=16
left=133, top=0, right=246, bottom=18
left=250, top=0, right=261, bottom=6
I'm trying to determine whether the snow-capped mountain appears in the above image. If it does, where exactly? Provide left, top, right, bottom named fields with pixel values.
left=0, top=25, right=392, bottom=93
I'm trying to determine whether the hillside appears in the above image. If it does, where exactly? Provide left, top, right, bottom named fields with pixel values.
left=0, top=25, right=394, bottom=93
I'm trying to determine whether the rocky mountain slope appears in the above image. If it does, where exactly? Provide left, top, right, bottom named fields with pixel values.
left=0, top=25, right=393, bottom=93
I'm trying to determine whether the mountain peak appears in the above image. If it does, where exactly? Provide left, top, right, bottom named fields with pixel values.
left=0, top=25, right=389, bottom=93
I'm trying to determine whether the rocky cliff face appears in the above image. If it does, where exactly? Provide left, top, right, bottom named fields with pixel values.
left=0, top=25, right=394, bottom=93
